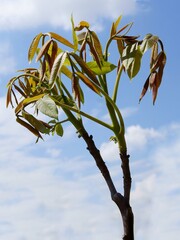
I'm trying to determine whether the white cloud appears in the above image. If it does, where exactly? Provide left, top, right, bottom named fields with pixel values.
left=0, top=42, right=16, bottom=75
left=121, top=106, right=138, bottom=118
left=100, top=124, right=163, bottom=161
left=0, top=94, right=180, bottom=240
left=102, top=106, right=138, bottom=123
left=0, top=0, right=140, bottom=31
left=131, top=126, right=180, bottom=240
left=126, top=125, right=163, bottom=151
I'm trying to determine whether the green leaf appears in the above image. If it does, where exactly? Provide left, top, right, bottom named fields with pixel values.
left=22, top=110, right=49, bottom=134
left=71, top=15, right=78, bottom=52
left=49, top=52, right=67, bottom=87
left=114, top=15, right=122, bottom=32
left=122, top=43, right=143, bottom=79
left=36, top=95, right=58, bottom=119
left=49, top=32, right=74, bottom=49
left=28, top=33, right=43, bottom=63
left=15, top=94, right=45, bottom=115
left=86, top=61, right=116, bottom=75
left=23, top=94, right=45, bottom=105
left=140, top=34, right=159, bottom=54
left=55, top=122, right=64, bottom=136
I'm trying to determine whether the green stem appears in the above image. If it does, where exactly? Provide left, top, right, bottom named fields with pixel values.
left=112, top=64, right=123, bottom=103
left=104, top=38, right=113, bottom=61
left=51, top=97, right=113, bottom=130
left=92, top=81, right=125, bottom=135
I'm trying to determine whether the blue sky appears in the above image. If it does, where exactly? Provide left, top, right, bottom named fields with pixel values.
left=0, top=0, right=179, bottom=239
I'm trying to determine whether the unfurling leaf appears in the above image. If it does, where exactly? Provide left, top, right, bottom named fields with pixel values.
left=28, top=33, right=43, bottom=63
left=140, top=34, right=159, bottom=54
left=36, top=95, right=58, bottom=119
left=122, top=43, right=143, bottom=79
left=86, top=61, right=116, bottom=75
left=74, top=21, right=90, bottom=31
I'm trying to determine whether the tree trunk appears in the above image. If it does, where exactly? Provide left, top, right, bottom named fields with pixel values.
left=81, top=131, right=134, bottom=240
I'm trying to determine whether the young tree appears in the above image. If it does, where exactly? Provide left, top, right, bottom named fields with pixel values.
left=6, top=16, right=166, bottom=240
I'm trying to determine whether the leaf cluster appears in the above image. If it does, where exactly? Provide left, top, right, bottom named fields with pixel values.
left=6, top=16, right=166, bottom=149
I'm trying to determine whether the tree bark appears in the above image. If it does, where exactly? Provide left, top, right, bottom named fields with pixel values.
left=81, top=131, right=134, bottom=240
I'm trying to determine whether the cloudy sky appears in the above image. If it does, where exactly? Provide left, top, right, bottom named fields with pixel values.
left=0, top=0, right=179, bottom=239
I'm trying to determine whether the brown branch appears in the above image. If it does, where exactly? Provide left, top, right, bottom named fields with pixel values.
left=120, top=153, right=132, bottom=203
left=81, top=130, right=134, bottom=240
left=81, top=131, right=117, bottom=198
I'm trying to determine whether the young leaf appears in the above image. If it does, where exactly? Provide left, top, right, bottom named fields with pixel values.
left=36, top=39, right=52, bottom=62
left=28, top=33, right=43, bottom=63
left=49, top=32, right=74, bottom=49
left=140, top=34, right=159, bottom=54
left=72, top=75, right=81, bottom=108
left=86, top=61, right=116, bottom=75
left=6, top=85, right=12, bottom=108
left=87, top=40, right=102, bottom=69
left=150, top=51, right=166, bottom=73
left=71, top=15, right=78, bottom=52
left=114, top=15, right=122, bottom=32
left=91, top=31, right=104, bottom=61
left=116, top=39, right=124, bottom=57
left=16, top=116, right=43, bottom=140
left=150, top=42, right=158, bottom=69
left=22, top=110, right=49, bottom=134
left=139, top=75, right=150, bottom=103
left=76, top=72, right=101, bottom=94
left=149, top=71, right=157, bottom=88
left=55, top=122, right=64, bottom=136
left=116, top=22, right=133, bottom=36
left=110, top=22, right=116, bottom=37
left=49, top=52, right=67, bottom=87
left=74, top=21, right=90, bottom=31
left=122, top=43, right=143, bottom=79
left=50, top=40, right=58, bottom=66
left=61, top=66, right=72, bottom=79
left=23, top=94, right=45, bottom=106
left=13, top=84, right=27, bottom=98
left=70, top=53, right=100, bottom=86
left=36, top=95, right=58, bottom=119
